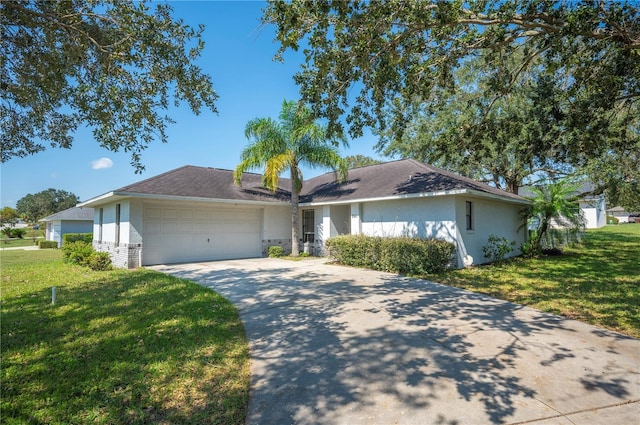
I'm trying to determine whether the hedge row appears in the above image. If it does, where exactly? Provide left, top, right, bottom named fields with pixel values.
left=38, top=240, right=58, bottom=249
left=325, top=234, right=455, bottom=275
left=62, top=233, right=93, bottom=244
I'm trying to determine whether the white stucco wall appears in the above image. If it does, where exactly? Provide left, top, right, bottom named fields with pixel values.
left=128, top=199, right=144, bottom=244
left=263, top=205, right=291, bottom=240
left=455, top=196, right=526, bottom=265
left=360, top=197, right=458, bottom=242
left=330, top=205, right=351, bottom=236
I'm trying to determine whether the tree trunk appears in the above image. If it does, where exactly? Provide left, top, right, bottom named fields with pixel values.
left=505, top=176, right=521, bottom=194
left=290, top=168, right=300, bottom=257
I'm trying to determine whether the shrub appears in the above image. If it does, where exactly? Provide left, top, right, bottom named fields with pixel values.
left=38, top=240, right=59, bottom=249
left=268, top=245, right=283, bottom=258
left=607, top=215, right=619, bottom=225
left=520, top=239, right=541, bottom=258
left=63, top=233, right=93, bottom=244
left=482, top=234, right=516, bottom=262
left=87, top=252, right=112, bottom=271
left=62, top=241, right=94, bottom=266
left=1, top=227, right=26, bottom=239
left=326, top=235, right=454, bottom=274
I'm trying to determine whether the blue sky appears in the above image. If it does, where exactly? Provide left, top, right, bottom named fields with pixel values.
left=1, top=1, right=385, bottom=208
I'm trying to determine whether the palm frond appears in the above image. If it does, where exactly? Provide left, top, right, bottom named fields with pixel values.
left=263, top=153, right=291, bottom=192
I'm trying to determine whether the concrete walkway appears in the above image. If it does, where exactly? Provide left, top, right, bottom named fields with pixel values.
left=150, top=258, right=640, bottom=425
left=0, top=245, right=40, bottom=250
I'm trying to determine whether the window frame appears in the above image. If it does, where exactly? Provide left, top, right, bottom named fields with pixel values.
left=98, top=208, right=104, bottom=242
left=115, top=203, right=121, bottom=245
left=465, top=201, right=474, bottom=231
left=302, top=209, right=315, bottom=243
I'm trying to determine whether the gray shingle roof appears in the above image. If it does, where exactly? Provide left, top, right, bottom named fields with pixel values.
left=85, top=160, right=527, bottom=206
left=115, top=166, right=291, bottom=203
left=302, top=159, right=527, bottom=203
left=40, top=206, right=94, bottom=222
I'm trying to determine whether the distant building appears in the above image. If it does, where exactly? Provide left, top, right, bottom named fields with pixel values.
left=40, top=207, right=94, bottom=247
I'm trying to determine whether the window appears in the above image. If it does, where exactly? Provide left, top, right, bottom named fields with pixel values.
left=115, top=204, right=121, bottom=245
left=465, top=201, right=473, bottom=231
left=98, top=208, right=104, bottom=242
left=302, top=210, right=315, bottom=242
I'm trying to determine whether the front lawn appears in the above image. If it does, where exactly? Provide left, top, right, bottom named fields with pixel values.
left=1, top=249, right=249, bottom=424
left=435, top=224, right=640, bottom=338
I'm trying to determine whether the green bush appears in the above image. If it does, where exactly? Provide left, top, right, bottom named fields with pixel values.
left=268, top=245, right=283, bottom=258
left=38, top=240, right=59, bottom=249
left=325, top=235, right=455, bottom=274
left=520, top=239, right=541, bottom=258
left=1, top=227, right=26, bottom=239
left=62, top=233, right=93, bottom=244
left=482, top=234, right=516, bottom=262
left=62, top=241, right=94, bottom=266
left=87, top=252, right=112, bottom=271
left=607, top=215, right=619, bottom=225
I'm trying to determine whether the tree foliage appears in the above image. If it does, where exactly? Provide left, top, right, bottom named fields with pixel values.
left=1, top=0, right=217, bottom=172
left=264, top=0, right=639, bottom=167
left=378, top=51, right=564, bottom=193
left=16, top=189, right=79, bottom=222
left=0, top=206, right=20, bottom=225
left=343, top=154, right=381, bottom=169
left=234, top=100, right=347, bottom=256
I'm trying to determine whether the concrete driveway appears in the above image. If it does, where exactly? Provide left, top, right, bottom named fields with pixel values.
left=149, top=258, right=640, bottom=425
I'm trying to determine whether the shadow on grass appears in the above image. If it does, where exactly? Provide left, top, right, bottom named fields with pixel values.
left=434, top=226, right=640, bottom=337
left=1, top=268, right=249, bottom=425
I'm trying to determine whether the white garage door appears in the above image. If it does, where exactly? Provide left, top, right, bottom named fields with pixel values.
left=143, top=205, right=262, bottom=265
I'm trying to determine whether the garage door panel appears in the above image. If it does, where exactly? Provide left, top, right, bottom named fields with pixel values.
left=163, top=209, right=179, bottom=219
left=143, top=206, right=261, bottom=265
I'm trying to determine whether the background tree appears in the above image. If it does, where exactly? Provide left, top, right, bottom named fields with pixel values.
left=343, top=155, right=381, bottom=169
left=264, top=0, right=639, bottom=187
left=578, top=109, right=640, bottom=212
left=1, top=1, right=217, bottom=172
left=378, top=51, right=564, bottom=193
left=16, top=189, right=79, bottom=223
left=234, top=100, right=347, bottom=256
left=0, top=206, right=20, bottom=226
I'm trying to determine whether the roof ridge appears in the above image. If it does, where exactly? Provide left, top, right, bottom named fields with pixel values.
left=117, top=165, right=194, bottom=191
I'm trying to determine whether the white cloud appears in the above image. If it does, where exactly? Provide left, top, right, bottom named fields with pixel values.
left=91, top=157, right=114, bottom=170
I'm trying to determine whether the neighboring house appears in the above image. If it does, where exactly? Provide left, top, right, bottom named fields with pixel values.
left=576, top=183, right=607, bottom=229
left=607, top=206, right=640, bottom=224
left=519, top=182, right=607, bottom=229
left=39, top=207, right=94, bottom=247
left=607, top=206, right=629, bottom=223
left=78, top=159, right=530, bottom=269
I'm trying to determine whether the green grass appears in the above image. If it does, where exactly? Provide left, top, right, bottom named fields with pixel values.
left=1, top=250, right=249, bottom=424
left=1, top=228, right=45, bottom=247
left=434, top=225, right=640, bottom=338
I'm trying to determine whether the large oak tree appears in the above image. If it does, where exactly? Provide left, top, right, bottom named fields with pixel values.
left=1, top=0, right=217, bottom=172
left=263, top=0, right=639, bottom=200
left=16, top=188, right=79, bottom=222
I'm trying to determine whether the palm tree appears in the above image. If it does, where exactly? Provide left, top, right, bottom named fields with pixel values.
left=525, top=180, right=585, bottom=251
left=234, top=100, right=348, bottom=256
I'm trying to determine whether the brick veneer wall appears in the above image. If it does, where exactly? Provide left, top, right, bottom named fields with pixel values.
left=262, top=239, right=291, bottom=256
left=93, top=241, right=143, bottom=269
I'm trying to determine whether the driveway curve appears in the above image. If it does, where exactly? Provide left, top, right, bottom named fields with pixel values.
left=150, top=258, right=640, bottom=425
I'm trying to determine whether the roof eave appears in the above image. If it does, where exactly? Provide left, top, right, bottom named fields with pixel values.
left=300, top=188, right=530, bottom=207
left=78, top=191, right=289, bottom=208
